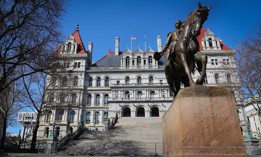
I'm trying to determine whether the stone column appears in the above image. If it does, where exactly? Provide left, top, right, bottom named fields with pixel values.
left=101, top=94, right=104, bottom=107
left=90, top=110, right=94, bottom=125
left=99, top=111, right=103, bottom=124
left=91, top=93, right=95, bottom=106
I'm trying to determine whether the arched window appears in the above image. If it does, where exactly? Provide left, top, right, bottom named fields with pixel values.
left=55, top=109, right=64, bottom=122
left=148, top=56, right=153, bottom=66
left=87, top=94, right=92, bottom=105
left=61, top=76, right=67, bottom=86
left=68, top=110, right=75, bottom=122
left=59, top=93, right=66, bottom=103
left=149, top=76, right=153, bottom=85
left=86, top=111, right=91, bottom=124
left=208, top=38, right=213, bottom=48
left=125, top=76, right=130, bottom=85
left=125, top=91, right=130, bottom=99
left=137, top=56, right=141, bottom=68
left=95, top=111, right=100, bottom=124
left=46, top=111, right=52, bottom=122
left=103, top=112, right=108, bottom=121
left=104, top=94, right=109, bottom=105
left=227, top=73, right=231, bottom=83
left=151, top=106, right=159, bottom=117
left=137, top=76, right=141, bottom=85
left=71, top=93, right=77, bottom=104
left=68, top=43, right=72, bottom=53
left=137, top=107, right=145, bottom=117
left=215, top=73, right=219, bottom=84
left=105, top=77, right=109, bottom=87
left=137, top=91, right=142, bottom=99
left=122, top=107, right=131, bottom=117
left=96, top=77, right=101, bottom=87
left=150, top=90, right=155, bottom=99
left=73, top=76, right=78, bottom=86
left=95, top=94, right=100, bottom=105
left=126, top=56, right=130, bottom=68
left=89, top=77, right=93, bottom=87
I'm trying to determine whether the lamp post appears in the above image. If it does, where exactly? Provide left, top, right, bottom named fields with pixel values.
left=52, top=122, right=56, bottom=154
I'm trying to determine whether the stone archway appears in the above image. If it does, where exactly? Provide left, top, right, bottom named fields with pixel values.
left=151, top=106, right=159, bottom=117
left=136, top=106, right=145, bottom=117
left=122, top=107, right=131, bottom=117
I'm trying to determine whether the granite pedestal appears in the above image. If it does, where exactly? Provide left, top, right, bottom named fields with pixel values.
left=162, top=86, right=247, bottom=157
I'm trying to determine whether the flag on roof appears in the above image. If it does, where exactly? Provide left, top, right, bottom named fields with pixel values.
left=131, top=35, right=136, bottom=40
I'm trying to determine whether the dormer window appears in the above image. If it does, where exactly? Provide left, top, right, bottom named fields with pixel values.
left=68, top=43, right=72, bottom=53
left=137, top=56, right=141, bottom=68
left=208, top=38, right=213, bottom=48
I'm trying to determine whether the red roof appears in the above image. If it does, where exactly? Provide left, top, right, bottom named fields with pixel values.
left=197, top=28, right=231, bottom=51
left=71, top=25, right=87, bottom=54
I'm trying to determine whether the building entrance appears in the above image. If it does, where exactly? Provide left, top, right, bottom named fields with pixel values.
left=151, top=106, right=159, bottom=117
left=137, top=107, right=145, bottom=117
left=122, top=107, right=131, bottom=117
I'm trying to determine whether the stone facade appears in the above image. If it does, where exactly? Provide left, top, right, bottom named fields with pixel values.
left=36, top=26, right=249, bottom=140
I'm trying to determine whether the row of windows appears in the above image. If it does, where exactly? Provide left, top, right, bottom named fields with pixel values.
left=48, top=93, right=78, bottom=104
left=203, top=73, right=232, bottom=84
left=125, top=56, right=153, bottom=67
left=87, top=94, right=109, bottom=105
left=64, top=62, right=82, bottom=69
left=50, top=76, right=79, bottom=86
left=88, top=76, right=155, bottom=87
left=210, top=58, right=230, bottom=65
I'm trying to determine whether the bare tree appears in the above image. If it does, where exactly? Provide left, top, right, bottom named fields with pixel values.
left=0, top=80, right=24, bottom=150
left=0, top=0, right=66, bottom=95
left=236, top=24, right=261, bottom=114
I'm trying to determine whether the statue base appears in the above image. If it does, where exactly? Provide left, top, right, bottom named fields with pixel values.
left=162, top=86, right=247, bottom=157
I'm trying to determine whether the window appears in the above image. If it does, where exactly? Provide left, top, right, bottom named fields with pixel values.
left=74, top=62, right=77, bottom=68
left=89, top=77, right=93, bottom=87
left=144, top=59, right=146, bottom=65
left=148, top=56, right=152, bottom=66
left=59, top=93, right=66, bottom=103
left=66, top=62, right=70, bottom=68
left=137, top=91, right=142, bottom=99
left=103, top=112, right=108, bottom=121
left=77, top=62, right=81, bottom=68
left=73, top=76, right=78, bottom=86
left=46, top=111, right=52, bottom=122
left=137, top=76, right=141, bottom=85
left=68, top=110, right=75, bottom=122
left=87, top=94, right=92, bottom=105
left=137, top=56, right=141, bottom=67
left=203, top=75, right=208, bottom=84
left=86, top=111, right=91, bottom=124
left=96, top=77, right=101, bottom=87
left=68, top=43, right=72, bottom=52
left=211, top=59, right=218, bottom=65
left=105, top=77, right=109, bottom=87
left=223, top=58, right=230, bottom=65
left=126, top=56, right=130, bottom=67
left=116, top=81, right=120, bottom=85
left=125, top=77, right=130, bottom=85
left=71, top=93, right=77, bottom=104
left=132, top=59, right=135, bottom=65
left=51, top=76, right=57, bottom=86
left=208, top=38, right=213, bottom=48
left=95, top=94, right=100, bottom=105
left=214, top=73, right=219, bottom=84
left=104, top=94, right=109, bottom=105
left=95, top=112, right=99, bottom=124
left=48, top=93, right=54, bottom=103
left=150, top=91, right=155, bottom=99
left=56, top=110, right=64, bottom=122
left=149, top=76, right=153, bottom=85
left=61, top=76, right=67, bottom=86
left=125, top=91, right=130, bottom=99
left=227, top=74, right=231, bottom=83
left=160, top=80, right=163, bottom=85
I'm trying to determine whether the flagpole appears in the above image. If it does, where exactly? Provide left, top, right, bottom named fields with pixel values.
left=144, top=34, right=147, bottom=52
left=131, top=35, right=132, bottom=52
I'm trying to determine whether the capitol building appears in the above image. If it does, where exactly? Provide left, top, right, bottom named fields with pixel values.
left=20, top=25, right=248, bottom=140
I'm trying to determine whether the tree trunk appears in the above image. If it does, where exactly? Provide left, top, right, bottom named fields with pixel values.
left=0, top=117, right=7, bottom=150
left=30, top=112, right=40, bottom=151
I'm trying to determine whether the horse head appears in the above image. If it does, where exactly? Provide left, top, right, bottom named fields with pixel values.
left=191, top=2, right=211, bottom=36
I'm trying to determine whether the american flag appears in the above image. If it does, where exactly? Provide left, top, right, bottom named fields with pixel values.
left=131, top=36, right=136, bottom=40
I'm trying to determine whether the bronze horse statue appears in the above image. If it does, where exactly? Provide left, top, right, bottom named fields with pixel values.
left=154, top=3, right=210, bottom=97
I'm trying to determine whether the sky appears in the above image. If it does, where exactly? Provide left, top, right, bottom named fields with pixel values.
left=7, top=0, right=261, bottom=134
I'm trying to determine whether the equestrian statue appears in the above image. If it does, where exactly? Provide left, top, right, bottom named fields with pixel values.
left=154, top=3, right=210, bottom=97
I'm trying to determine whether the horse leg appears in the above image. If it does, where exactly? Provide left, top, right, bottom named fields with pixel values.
left=178, top=52, right=196, bottom=86
left=165, top=65, right=175, bottom=93
left=194, top=52, right=207, bottom=85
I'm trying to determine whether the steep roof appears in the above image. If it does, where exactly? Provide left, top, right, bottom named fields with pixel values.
left=71, top=25, right=87, bottom=54
left=197, top=28, right=231, bottom=51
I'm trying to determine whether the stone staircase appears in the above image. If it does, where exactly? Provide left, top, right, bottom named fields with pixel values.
left=60, top=117, right=163, bottom=156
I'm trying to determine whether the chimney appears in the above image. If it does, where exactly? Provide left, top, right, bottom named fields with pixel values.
left=88, top=42, right=93, bottom=53
left=115, top=36, right=120, bottom=55
left=157, top=35, right=162, bottom=52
